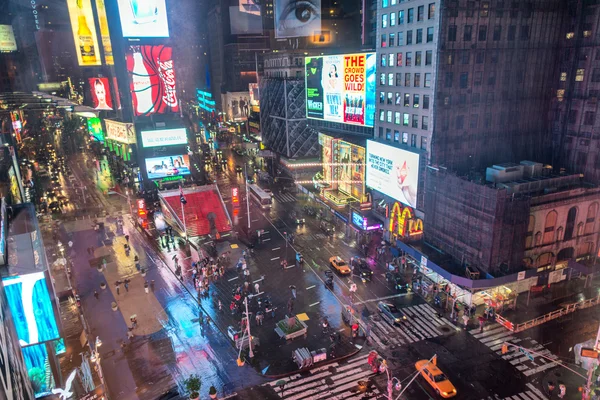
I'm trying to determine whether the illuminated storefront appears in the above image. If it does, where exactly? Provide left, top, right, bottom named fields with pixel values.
left=104, top=119, right=136, bottom=161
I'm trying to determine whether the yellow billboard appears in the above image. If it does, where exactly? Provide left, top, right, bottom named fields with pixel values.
left=66, top=0, right=101, bottom=66
left=95, top=0, right=113, bottom=65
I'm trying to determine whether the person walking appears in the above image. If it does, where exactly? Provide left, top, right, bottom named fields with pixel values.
left=150, top=280, right=155, bottom=291
left=102, top=257, right=107, bottom=270
left=94, top=291, right=99, bottom=300
left=254, top=282, right=260, bottom=294
left=290, top=285, right=297, bottom=299
left=115, top=281, right=120, bottom=295
left=124, top=279, right=130, bottom=292
left=144, top=281, right=149, bottom=293
left=218, top=300, right=223, bottom=312
left=462, top=313, right=469, bottom=329
left=478, top=315, right=485, bottom=333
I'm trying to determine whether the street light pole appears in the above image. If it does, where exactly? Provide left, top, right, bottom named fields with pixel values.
left=244, top=296, right=254, bottom=358
left=244, top=163, right=251, bottom=231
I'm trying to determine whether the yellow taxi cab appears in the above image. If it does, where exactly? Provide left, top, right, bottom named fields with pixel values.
left=415, top=357, right=457, bottom=398
left=329, top=256, right=351, bottom=275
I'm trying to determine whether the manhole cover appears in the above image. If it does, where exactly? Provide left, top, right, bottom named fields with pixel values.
left=438, top=325, right=452, bottom=333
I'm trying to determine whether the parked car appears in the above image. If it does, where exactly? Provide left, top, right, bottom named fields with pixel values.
left=378, top=302, right=407, bottom=325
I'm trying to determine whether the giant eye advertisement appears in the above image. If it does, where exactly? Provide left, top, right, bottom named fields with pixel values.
left=126, top=45, right=179, bottom=117
left=366, top=140, right=419, bottom=208
left=88, top=77, right=114, bottom=110
left=145, top=155, right=190, bottom=179
left=117, top=0, right=169, bottom=38
left=275, top=0, right=321, bottom=38
left=66, top=0, right=102, bottom=66
left=305, top=53, right=376, bottom=128
left=2, top=272, right=60, bottom=347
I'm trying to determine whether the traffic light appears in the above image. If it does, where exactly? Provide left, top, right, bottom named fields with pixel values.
left=501, top=343, right=509, bottom=354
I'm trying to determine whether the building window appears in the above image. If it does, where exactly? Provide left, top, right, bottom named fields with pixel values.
left=414, top=73, right=421, bottom=87
left=387, top=92, right=393, bottom=104
left=484, top=113, right=492, bottom=127
left=448, top=25, right=457, bottom=41
left=488, top=73, right=496, bottom=86
left=403, top=113, right=410, bottom=126
left=381, top=34, right=387, bottom=47
left=445, top=72, right=453, bottom=88
left=404, top=93, right=410, bottom=107
left=378, top=127, right=384, bottom=138
left=466, top=1, right=474, bottom=17
left=416, top=29, right=423, bottom=43
left=380, top=73, right=386, bottom=85
left=447, top=54, right=454, bottom=65
left=584, top=202, right=598, bottom=235
left=566, top=32, right=574, bottom=39
left=428, top=3, right=435, bottom=19
left=382, top=14, right=388, bottom=28
left=389, top=53, right=395, bottom=66
left=408, top=8, right=414, bottom=23
left=381, top=54, right=387, bottom=67
left=405, top=73, right=411, bottom=86
left=396, top=72, right=402, bottom=86
left=395, top=92, right=401, bottom=104
left=584, top=111, right=595, bottom=125
left=394, top=130, right=400, bottom=142
left=382, top=0, right=388, bottom=8
left=386, top=128, right=392, bottom=140
left=412, top=114, right=419, bottom=128
left=398, top=10, right=404, bottom=24
left=422, top=116, right=428, bottom=130
left=394, top=112, right=401, bottom=124
left=413, top=94, right=420, bottom=108
left=481, top=1, right=490, bottom=17
left=411, top=134, right=417, bottom=147
left=423, top=95, right=430, bottom=109
left=379, top=110, right=385, bottom=121
left=421, top=136, right=428, bottom=149
left=476, top=51, right=485, bottom=64
left=456, top=115, right=464, bottom=129
left=390, top=12, right=396, bottom=26
left=576, top=69, right=585, bottom=81
left=389, top=33, right=396, bottom=46
left=388, top=73, right=394, bottom=85
left=508, top=25, right=516, bottom=41
left=417, top=5, right=424, bottom=21
left=493, top=25, right=502, bottom=41
left=425, top=50, right=432, bottom=65
left=543, top=210, right=557, bottom=245
left=474, top=71, right=482, bottom=86
left=520, top=25, right=529, bottom=40
left=379, top=91, right=385, bottom=104
left=557, top=89, right=565, bottom=101
left=398, top=31, right=404, bottom=45
left=427, top=27, right=434, bottom=42
left=424, top=73, right=431, bottom=88
left=525, top=215, right=535, bottom=249
left=387, top=110, right=393, bottom=123
left=397, top=53, right=403, bottom=66
left=406, top=52, right=412, bottom=66
left=407, top=30, right=413, bottom=44
left=415, top=51, right=422, bottom=66
left=459, top=72, right=468, bottom=88
left=470, top=114, right=478, bottom=128
left=464, top=25, right=472, bottom=41
left=479, top=25, right=487, bottom=41
left=592, top=68, right=600, bottom=83
left=444, top=96, right=451, bottom=106
left=402, top=132, right=409, bottom=144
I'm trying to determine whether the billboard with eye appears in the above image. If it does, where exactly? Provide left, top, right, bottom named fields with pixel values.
left=274, top=0, right=321, bottom=38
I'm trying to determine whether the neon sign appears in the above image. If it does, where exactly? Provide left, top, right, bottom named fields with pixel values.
left=232, top=187, right=239, bottom=205
left=389, top=202, right=423, bottom=237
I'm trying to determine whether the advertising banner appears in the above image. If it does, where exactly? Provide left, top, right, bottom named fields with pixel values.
left=145, top=155, right=190, bottom=179
left=305, top=53, right=375, bottom=127
left=66, top=0, right=102, bottom=66
left=0, top=25, right=17, bottom=52
left=87, top=117, right=104, bottom=142
left=105, top=119, right=135, bottom=143
left=274, top=0, right=321, bottom=38
left=141, top=128, right=187, bottom=148
left=95, top=0, right=113, bottom=64
left=88, top=77, right=114, bottom=110
left=126, top=45, right=179, bottom=117
left=319, top=133, right=333, bottom=184
left=240, top=0, right=260, bottom=15
left=334, top=141, right=365, bottom=200
left=222, top=92, right=250, bottom=121
left=366, top=140, right=419, bottom=208
left=117, top=0, right=169, bottom=38
left=249, top=83, right=260, bottom=112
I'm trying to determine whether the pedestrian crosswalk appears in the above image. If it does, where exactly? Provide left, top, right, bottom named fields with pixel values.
left=368, top=303, right=458, bottom=349
left=469, top=324, right=559, bottom=377
left=264, top=352, right=384, bottom=399
left=274, top=192, right=297, bottom=203
left=482, top=383, right=549, bottom=400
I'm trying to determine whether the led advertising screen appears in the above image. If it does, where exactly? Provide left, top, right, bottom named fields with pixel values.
left=105, top=119, right=136, bottom=144
left=366, top=140, right=419, bottom=208
left=145, top=155, right=190, bottom=179
left=2, top=272, right=60, bottom=347
left=88, top=117, right=104, bottom=142
left=229, top=6, right=262, bottom=34
left=334, top=140, right=365, bottom=200
left=117, top=0, right=169, bottom=38
left=66, top=0, right=102, bottom=66
left=141, top=128, right=187, bottom=148
left=275, top=0, right=321, bottom=38
left=305, top=53, right=376, bottom=127
left=240, top=0, right=260, bottom=15
left=22, top=342, right=56, bottom=397
left=88, top=77, right=114, bottom=110
left=126, top=45, right=179, bottom=117
left=0, top=25, right=17, bottom=52
left=95, top=0, right=113, bottom=64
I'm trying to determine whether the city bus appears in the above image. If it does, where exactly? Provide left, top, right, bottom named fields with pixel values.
left=248, top=184, right=272, bottom=209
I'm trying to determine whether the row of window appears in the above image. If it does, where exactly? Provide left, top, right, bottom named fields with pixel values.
left=381, top=51, right=433, bottom=67
left=439, top=113, right=492, bottom=130
left=379, top=110, right=430, bottom=130
left=379, top=92, right=431, bottom=109
left=445, top=1, right=533, bottom=19
left=447, top=24, right=529, bottom=42
left=381, top=28, right=434, bottom=47
left=379, top=72, right=432, bottom=88
left=381, top=4, right=436, bottom=28
left=566, top=109, right=596, bottom=126
left=378, top=127, right=429, bottom=150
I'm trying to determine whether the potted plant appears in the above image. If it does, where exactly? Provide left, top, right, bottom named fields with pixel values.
left=184, top=374, right=201, bottom=400
left=208, top=386, right=217, bottom=399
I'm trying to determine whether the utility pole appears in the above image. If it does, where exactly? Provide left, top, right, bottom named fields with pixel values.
left=244, top=164, right=251, bottom=232
left=244, top=296, right=254, bottom=358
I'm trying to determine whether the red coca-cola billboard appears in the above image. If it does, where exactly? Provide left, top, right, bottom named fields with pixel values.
left=126, top=45, right=179, bottom=117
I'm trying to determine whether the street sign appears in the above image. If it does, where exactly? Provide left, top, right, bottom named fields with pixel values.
left=580, top=348, right=600, bottom=359
left=519, top=347, right=534, bottom=361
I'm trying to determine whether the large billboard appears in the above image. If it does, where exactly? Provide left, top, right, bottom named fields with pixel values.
left=117, top=0, right=169, bottom=38
left=126, top=45, right=179, bottom=117
left=335, top=140, right=365, bottom=200
left=222, top=92, right=250, bottom=121
left=105, top=120, right=136, bottom=144
left=2, top=272, right=60, bottom=347
left=88, top=77, right=114, bottom=110
left=305, top=53, right=376, bottom=127
left=229, top=6, right=262, bottom=35
left=141, top=128, right=187, bottom=148
left=87, top=117, right=104, bottom=142
left=0, top=25, right=17, bottom=52
left=95, top=0, right=113, bottom=64
left=366, top=140, right=419, bottom=208
left=66, top=0, right=102, bottom=66
left=145, top=155, right=190, bottom=179
left=275, top=0, right=321, bottom=38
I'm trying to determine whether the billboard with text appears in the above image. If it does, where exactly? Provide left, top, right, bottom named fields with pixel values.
left=141, top=128, right=187, bottom=148
left=117, top=0, right=169, bottom=38
left=0, top=25, right=17, bottom=52
left=305, top=53, right=376, bottom=127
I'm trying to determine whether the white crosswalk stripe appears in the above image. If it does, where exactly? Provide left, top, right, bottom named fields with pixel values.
left=274, top=193, right=297, bottom=203
left=264, top=353, right=384, bottom=399
left=468, top=324, right=559, bottom=377
left=368, top=303, right=458, bottom=348
left=480, top=384, right=549, bottom=400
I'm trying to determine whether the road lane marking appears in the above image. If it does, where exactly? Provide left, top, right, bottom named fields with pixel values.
left=252, top=219, right=259, bottom=222
left=253, top=277, right=265, bottom=283
left=306, top=285, right=316, bottom=290
left=353, top=293, right=409, bottom=305
left=285, top=264, right=296, bottom=269
left=309, top=301, right=320, bottom=307
left=228, top=277, right=239, bottom=282
left=271, top=257, right=280, bottom=261
left=272, top=247, right=281, bottom=251
left=262, top=238, right=271, bottom=242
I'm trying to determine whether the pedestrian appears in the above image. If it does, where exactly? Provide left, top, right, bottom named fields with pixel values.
left=94, top=291, right=99, bottom=300
left=115, top=281, right=120, bottom=295
left=127, top=330, right=134, bottom=340
left=462, top=314, right=469, bottom=329
left=91, top=246, right=95, bottom=255
left=144, top=281, right=149, bottom=293
left=547, top=382, right=555, bottom=397
left=102, top=258, right=107, bottom=270
left=558, top=383, right=566, bottom=399
left=218, top=300, right=223, bottom=312
left=290, top=285, right=297, bottom=299
left=254, top=282, right=260, bottom=294
left=243, top=268, right=250, bottom=278
left=125, top=234, right=129, bottom=243
left=124, top=279, right=129, bottom=292
left=256, top=310, right=264, bottom=326
left=150, top=280, right=155, bottom=291
left=478, top=315, right=485, bottom=333
left=287, top=298, right=295, bottom=315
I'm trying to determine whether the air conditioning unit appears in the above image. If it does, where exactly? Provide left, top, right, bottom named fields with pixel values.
left=486, top=163, right=524, bottom=183
left=520, top=160, right=543, bottom=178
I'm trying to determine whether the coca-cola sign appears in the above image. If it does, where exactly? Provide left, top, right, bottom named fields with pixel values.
left=126, top=45, right=179, bottom=117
